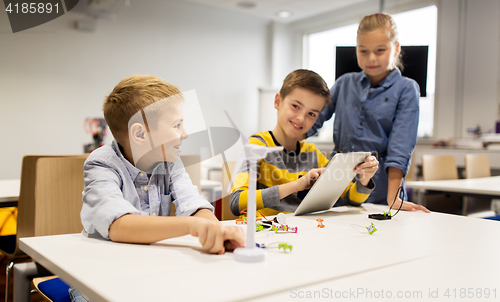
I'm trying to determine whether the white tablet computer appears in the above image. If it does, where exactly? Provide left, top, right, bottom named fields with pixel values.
left=294, top=151, right=371, bottom=216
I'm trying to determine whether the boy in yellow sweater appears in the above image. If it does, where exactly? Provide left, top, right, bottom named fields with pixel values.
left=230, top=69, right=379, bottom=216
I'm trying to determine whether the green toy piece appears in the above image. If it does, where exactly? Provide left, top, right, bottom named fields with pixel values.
left=278, top=243, right=293, bottom=252
left=366, top=222, right=377, bottom=235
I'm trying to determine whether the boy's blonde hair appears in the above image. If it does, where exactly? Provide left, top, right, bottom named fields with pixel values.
left=279, top=69, right=330, bottom=105
left=357, top=13, right=403, bottom=70
left=103, top=75, right=181, bottom=142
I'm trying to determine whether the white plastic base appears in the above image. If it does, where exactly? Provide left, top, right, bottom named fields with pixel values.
left=234, top=247, right=267, bottom=262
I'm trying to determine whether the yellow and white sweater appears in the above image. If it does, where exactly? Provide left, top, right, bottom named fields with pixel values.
left=230, top=131, right=374, bottom=216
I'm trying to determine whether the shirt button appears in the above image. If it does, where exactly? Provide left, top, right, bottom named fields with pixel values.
left=385, top=98, right=389, bottom=102
left=368, top=93, right=372, bottom=97
left=360, top=122, right=363, bottom=126
left=139, top=173, right=144, bottom=177
left=361, top=106, right=365, bottom=111
left=144, top=186, right=148, bottom=191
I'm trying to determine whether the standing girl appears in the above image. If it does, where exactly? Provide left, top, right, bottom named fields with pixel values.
left=308, top=13, right=429, bottom=212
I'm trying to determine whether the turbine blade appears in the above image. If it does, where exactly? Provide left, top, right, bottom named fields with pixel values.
left=224, top=110, right=249, bottom=143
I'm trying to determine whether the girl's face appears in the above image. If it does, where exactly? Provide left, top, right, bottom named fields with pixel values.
left=356, top=29, right=400, bottom=85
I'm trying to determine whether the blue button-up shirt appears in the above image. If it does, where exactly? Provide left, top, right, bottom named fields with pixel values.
left=308, top=69, right=419, bottom=204
left=81, top=140, right=213, bottom=239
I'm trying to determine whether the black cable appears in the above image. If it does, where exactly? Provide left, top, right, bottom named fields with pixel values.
left=388, top=185, right=405, bottom=218
left=368, top=185, right=405, bottom=220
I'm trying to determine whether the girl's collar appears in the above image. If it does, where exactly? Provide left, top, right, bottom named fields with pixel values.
left=360, top=68, right=401, bottom=88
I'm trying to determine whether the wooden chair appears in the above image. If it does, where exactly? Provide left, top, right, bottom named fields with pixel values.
left=421, top=154, right=463, bottom=215
left=464, top=154, right=492, bottom=215
left=221, top=161, right=239, bottom=221
left=421, top=154, right=459, bottom=181
left=169, top=155, right=201, bottom=216
left=465, top=154, right=491, bottom=179
left=1, top=155, right=88, bottom=302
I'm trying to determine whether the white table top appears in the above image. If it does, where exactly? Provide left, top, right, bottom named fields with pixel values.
left=20, top=204, right=500, bottom=302
left=406, top=176, right=500, bottom=196
left=254, top=240, right=500, bottom=302
left=0, top=179, right=20, bottom=203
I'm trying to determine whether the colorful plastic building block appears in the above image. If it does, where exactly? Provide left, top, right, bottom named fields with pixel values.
left=235, top=217, right=263, bottom=225
left=316, top=218, right=325, bottom=228
left=278, top=243, right=293, bottom=252
left=366, top=222, right=377, bottom=235
left=274, top=212, right=286, bottom=224
left=272, top=224, right=298, bottom=234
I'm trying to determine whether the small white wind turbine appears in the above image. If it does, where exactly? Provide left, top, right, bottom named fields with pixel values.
left=224, top=110, right=283, bottom=262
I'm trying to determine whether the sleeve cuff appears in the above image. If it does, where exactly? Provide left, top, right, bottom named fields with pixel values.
left=261, top=186, right=280, bottom=209
left=357, top=178, right=375, bottom=192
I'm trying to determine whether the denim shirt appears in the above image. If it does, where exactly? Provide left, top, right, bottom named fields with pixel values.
left=81, top=140, right=213, bottom=239
left=308, top=69, right=419, bottom=204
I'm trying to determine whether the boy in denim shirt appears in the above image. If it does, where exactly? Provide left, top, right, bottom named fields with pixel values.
left=81, top=74, right=244, bottom=254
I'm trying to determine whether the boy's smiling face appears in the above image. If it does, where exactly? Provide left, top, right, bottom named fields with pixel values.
left=274, top=87, right=325, bottom=141
left=150, top=103, right=188, bottom=162
left=130, top=103, right=188, bottom=171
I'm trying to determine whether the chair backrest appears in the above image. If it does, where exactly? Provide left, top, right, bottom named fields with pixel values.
left=465, top=154, right=491, bottom=179
left=421, top=154, right=459, bottom=181
left=10, top=155, right=88, bottom=257
left=221, top=161, right=239, bottom=221
left=169, top=155, right=201, bottom=216
left=33, top=156, right=88, bottom=236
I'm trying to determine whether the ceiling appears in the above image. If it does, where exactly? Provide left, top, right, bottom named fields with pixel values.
left=181, top=0, right=372, bottom=23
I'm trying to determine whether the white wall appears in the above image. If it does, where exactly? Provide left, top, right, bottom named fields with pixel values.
left=2, top=0, right=499, bottom=180
left=460, top=0, right=500, bottom=137
left=436, top=0, right=500, bottom=139
left=0, top=0, right=270, bottom=179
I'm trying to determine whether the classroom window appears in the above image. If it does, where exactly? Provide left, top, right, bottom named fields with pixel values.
left=305, top=5, right=437, bottom=139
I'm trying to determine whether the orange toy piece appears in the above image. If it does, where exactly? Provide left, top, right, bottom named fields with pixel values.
left=316, top=218, right=325, bottom=228
left=235, top=217, right=263, bottom=225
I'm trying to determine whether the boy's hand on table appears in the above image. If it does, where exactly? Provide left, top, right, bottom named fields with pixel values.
left=354, top=156, right=379, bottom=187
left=221, top=225, right=245, bottom=252
left=189, top=218, right=245, bottom=254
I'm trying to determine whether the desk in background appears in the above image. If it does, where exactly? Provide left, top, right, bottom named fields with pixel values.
left=406, top=176, right=500, bottom=198
left=0, top=179, right=20, bottom=207
left=19, top=204, right=500, bottom=302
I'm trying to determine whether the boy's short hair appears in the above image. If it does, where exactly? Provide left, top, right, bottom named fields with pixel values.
left=279, top=69, right=330, bottom=105
left=103, top=74, right=181, bottom=141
